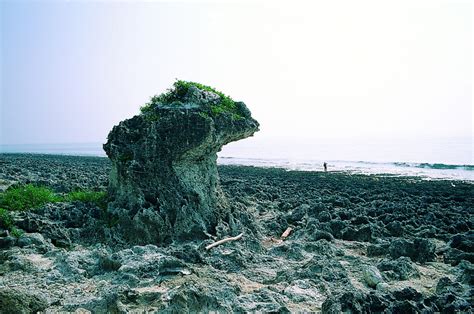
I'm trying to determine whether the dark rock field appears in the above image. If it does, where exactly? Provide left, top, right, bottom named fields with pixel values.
left=0, top=153, right=472, bottom=313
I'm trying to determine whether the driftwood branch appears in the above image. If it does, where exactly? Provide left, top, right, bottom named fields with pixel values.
left=205, top=233, right=244, bottom=250
left=281, top=227, right=293, bottom=239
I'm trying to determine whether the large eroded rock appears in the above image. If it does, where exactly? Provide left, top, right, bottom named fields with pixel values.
left=103, top=82, right=259, bottom=244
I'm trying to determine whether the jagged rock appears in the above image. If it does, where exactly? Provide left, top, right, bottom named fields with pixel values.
left=306, top=219, right=334, bottom=242
left=61, top=289, right=121, bottom=313
left=287, top=204, right=309, bottom=224
left=328, top=220, right=348, bottom=238
left=341, top=224, right=374, bottom=242
left=235, top=288, right=290, bottom=313
left=1, top=153, right=473, bottom=313
left=386, top=221, right=404, bottom=236
left=303, top=240, right=343, bottom=257
left=449, top=232, right=474, bottom=253
left=377, top=257, right=420, bottom=281
left=16, top=212, right=69, bottom=242
left=376, top=282, right=390, bottom=292
left=283, top=280, right=325, bottom=306
left=114, top=245, right=190, bottom=278
left=103, top=82, right=259, bottom=244
left=17, top=233, right=52, bottom=252
left=363, top=265, right=383, bottom=288
left=0, top=236, right=16, bottom=249
left=389, top=238, right=435, bottom=263
left=393, top=287, right=422, bottom=301
left=0, top=288, right=48, bottom=314
left=318, top=211, right=332, bottom=222
left=269, top=242, right=305, bottom=261
left=367, top=243, right=389, bottom=257
left=445, top=248, right=474, bottom=265
left=168, top=243, right=204, bottom=264
left=321, top=291, right=389, bottom=313
left=97, top=252, right=122, bottom=272
left=308, top=230, right=334, bottom=242
left=456, top=260, right=474, bottom=285
left=393, top=287, right=423, bottom=301
left=157, top=280, right=237, bottom=313
left=436, top=277, right=463, bottom=295
left=434, top=276, right=473, bottom=312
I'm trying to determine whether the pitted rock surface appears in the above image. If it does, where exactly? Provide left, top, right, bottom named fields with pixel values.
left=103, top=84, right=259, bottom=244
left=1, top=155, right=473, bottom=313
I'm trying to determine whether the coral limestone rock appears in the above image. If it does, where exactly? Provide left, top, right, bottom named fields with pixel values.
left=104, top=81, right=259, bottom=244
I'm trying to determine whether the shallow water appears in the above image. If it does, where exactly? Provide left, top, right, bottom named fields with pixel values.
left=218, top=157, right=474, bottom=181
left=219, top=136, right=473, bottom=181
left=1, top=136, right=473, bottom=181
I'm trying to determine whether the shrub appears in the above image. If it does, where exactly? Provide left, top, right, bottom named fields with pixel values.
left=66, top=191, right=107, bottom=209
left=0, top=184, right=108, bottom=211
left=0, top=186, right=108, bottom=237
left=10, top=227, right=23, bottom=238
left=0, top=208, right=13, bottom=230
left=0, top=184, right=61, bottom=211
left=0, top=208, right=23, bottom=237
left=173, top=80, right=236, bottom=111
left=140, top=80, right=242, bottom=119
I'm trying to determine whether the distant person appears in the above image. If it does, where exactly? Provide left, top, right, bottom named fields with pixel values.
left=323, top=162, right=327, bottom=172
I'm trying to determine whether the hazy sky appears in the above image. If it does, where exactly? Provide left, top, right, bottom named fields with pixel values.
left=0, top=0, right=472, bottom=145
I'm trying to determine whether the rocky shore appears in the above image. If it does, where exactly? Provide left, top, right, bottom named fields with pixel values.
left=0, top=153, right=472, bottom=313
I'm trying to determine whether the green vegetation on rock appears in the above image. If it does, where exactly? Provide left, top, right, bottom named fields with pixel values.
left=0, top=184, right=61, bottom=211
left=66, top=191, right=107, bottom=209
left=10, top=227, right=23, bottom=238
left=0, top=185, right=108, bottom=235
left=0, top=207, right=13, bottom=230
left=0, top=208, right=23, bottom=237
left=140, top=80, right=242, bottom=119
left=0, top=184, right=108, bottom=211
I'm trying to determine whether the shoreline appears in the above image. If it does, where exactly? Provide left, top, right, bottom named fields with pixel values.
left=1, top=152, right=472, bottom=183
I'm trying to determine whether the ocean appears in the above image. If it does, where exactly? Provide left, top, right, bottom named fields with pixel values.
left=1, top=136, right=473, bottom=181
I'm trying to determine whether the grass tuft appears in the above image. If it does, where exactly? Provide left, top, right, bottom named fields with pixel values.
left=0, top=184, right=108, bottom=211
left=0, top=185, right=108, bottom=236
left=0, top=184, right=61, bottom=211
left=66, top=191, right=107, bottom=209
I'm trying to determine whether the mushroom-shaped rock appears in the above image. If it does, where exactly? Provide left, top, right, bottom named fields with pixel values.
left=103, top=81, right=259, bottom=244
